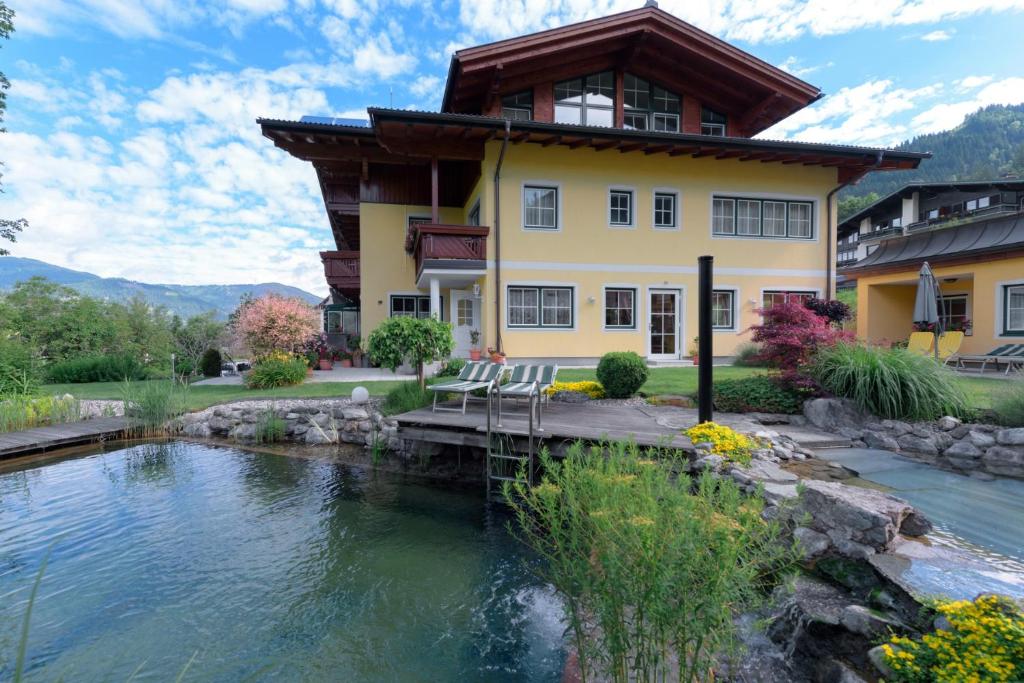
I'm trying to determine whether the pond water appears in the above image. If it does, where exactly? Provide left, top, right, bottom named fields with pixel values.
left=819, top=447, right=1024, bottom=601
left=0, top=442, right=565, bottom=681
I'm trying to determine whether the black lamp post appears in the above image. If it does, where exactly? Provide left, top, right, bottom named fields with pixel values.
left=697, top=255, right=713, bottom=424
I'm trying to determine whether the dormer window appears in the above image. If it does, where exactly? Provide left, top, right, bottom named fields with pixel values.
left=623, top=74, right=680, bottom=132
left=501, top=91, right=533, bottom=121
left=701, top=107, right=727, bottom=136
left=555, top=72, right=614, bottom=126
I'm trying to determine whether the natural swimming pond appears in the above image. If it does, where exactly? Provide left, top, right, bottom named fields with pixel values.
left=0, top=442, right=565, bottom=681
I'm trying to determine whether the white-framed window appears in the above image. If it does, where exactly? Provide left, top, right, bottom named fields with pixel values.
left=1003, top=284, right=1024, bottom=335
left=609, top=189, right=633, bottom=226
left=604, top=288, right=636, bottom=329
left=508, top=286, right=574, bottom=328
left=712, top=198, right=735, bottom=235
left=939, top=294, right=969, bottom=334
left=712, top=196, right=815, bottom=239
left=736, top=199, right=761, bottom=236
left=700, top=107, right=727, bottom=136
left=653, top=191, right=677, bottom=229
left=762, top=290, right=816, bottom=310
left=711, top=290, right=735, bottom=329
left=523, top=185, right=558, bottom=230
left=555, top=72, right=614, bottom=126
left=326, top=310, right=343, bottom=333
left=501, top=91, right=533, bottom=121
left=390, top=295, right=443, bottom=320
left=622, top=73, right=680, bottom=132
left=456, top=298, right=473, bottom=326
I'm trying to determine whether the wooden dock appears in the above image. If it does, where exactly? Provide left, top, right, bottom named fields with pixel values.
left=0, top=417, right=132, bottom=460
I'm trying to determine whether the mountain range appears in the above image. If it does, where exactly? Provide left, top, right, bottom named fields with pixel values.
left=0, top=257, right=321, bottom=320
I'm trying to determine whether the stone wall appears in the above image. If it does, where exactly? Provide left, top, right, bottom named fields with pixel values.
left=804, top=398, right=1024, bottom=480
left=172, top=399, right=401, bottom=450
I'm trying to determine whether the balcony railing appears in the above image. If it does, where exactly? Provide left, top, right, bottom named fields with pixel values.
left=320, top=250, right=360, bottom=291
left=860, top=225, right=905, bottom=242
left=906, top=203, right=1024, bottom=233
left=411, top=224, right=489, bottom=276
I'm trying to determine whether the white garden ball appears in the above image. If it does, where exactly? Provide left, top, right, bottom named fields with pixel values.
left=351, top=386, right=370, bottom=404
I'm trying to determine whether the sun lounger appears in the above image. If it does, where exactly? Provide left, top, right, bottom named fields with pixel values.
left=937, top=331, right=964, bottom=364
left=492, top=364, right=558, bottom=428
left=906, top=331, right=934, bottom=355
left=428, top=361, right=506, bottom=414
left=954, top=344, right=1024, bottom=375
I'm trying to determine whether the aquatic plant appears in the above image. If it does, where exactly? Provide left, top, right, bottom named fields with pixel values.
left=881, top=594, right=1024, bottom=682
left=506, top=441, right=796, bottom=682
left=120, top=379, right=188, bottom=436
left=253, top=408, right=286, bottom=444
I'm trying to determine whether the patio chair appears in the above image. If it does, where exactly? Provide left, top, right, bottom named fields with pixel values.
left=428, top=361, right=506, bottom=414
left=954, top=344, right=1024, bottom=375
left=906, top=331, right=934, bottom=355
left=936, top=331, right=964, bottom=364
left=492, top=364, right=558, bottom=429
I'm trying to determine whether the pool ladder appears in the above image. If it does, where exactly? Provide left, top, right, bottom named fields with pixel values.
left=484, top=378, right=539, bottom=502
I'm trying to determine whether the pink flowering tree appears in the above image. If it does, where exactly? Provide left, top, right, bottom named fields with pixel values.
left=233, top=294, right=320, bottom=358
left=751, top=302, right=851, bottom=384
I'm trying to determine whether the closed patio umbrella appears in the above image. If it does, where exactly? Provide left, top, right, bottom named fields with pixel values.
left=913, top=261, right=943, bottom=360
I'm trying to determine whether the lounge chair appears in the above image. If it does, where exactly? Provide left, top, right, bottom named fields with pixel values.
left=492, top=364, right=558, bottom=429
left=937, top=331, right=964, bottom=364
left=954, top=344, right=1024, bottom=375
left=429, top=361, right=506, bottom=414
left=906, top=331, right=934, bottom=355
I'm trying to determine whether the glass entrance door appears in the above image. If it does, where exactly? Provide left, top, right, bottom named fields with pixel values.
left=648, top=289, right=679, bottom=359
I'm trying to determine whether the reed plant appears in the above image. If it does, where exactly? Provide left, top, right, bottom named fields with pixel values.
left=120, top=379, right=189, bottom=436
left=810, top=343, right=970, bottom=420
left=253, top=408, right=287, bottom=443
left=506, top=441, right=796, bottom=682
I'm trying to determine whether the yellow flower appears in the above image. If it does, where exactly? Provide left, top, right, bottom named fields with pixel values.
left=545, top=381, right=605, bottom=399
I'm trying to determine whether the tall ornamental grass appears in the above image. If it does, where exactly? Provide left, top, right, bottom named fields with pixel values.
left=506, top=442, right=796, bottom=683
left=0, top=395, right=80, bottom=433
left=120, top=379, right=189, bottom=435
left=810, top=343, right=970, bottom=421
left=992, top=381, right=1024, bottom=427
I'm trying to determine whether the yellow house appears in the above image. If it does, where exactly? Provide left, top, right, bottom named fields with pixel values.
left=259, top=4, right=925, bottom=364
left=838, top=180, right=1024, bottom=355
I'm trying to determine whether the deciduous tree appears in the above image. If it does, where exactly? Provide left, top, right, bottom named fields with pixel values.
left=0, top=3, right=26, bottom=255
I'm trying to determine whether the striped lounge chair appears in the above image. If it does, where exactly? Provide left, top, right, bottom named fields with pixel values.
left=954, top=344, right=1024, bottom=375
left=493, top=364, right=558, bottom=429
left=906, top=331, right=935, bottom=355
left=429, top=361, right=505, bottom=414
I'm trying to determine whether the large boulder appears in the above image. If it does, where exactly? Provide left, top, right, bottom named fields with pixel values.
left=942, top=440, right=982, bottom=470
left=798, top=480, right=932, bottom=554
left=982, top=446, right=1024, bottom=478
left=862, top=430, right=899, bottom=451
left=996, top=428, right=1024, bottom=446
left=896, top=434, right=938, bottom=456
left=968, top=430, right=996, bottom=449
left=803, top=398, right=868, bottom=432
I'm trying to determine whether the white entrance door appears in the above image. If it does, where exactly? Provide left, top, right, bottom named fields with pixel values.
left=648, top=289, right=681, bottom=360
left=451, top=290, right=480, bottom=358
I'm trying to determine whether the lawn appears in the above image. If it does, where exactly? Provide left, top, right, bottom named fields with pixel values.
left=44, top=367, right=1013, bottom=413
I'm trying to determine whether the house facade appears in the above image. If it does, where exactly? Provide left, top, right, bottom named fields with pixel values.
left=260, top=4, right=925, bottom=363
left=837, top=180, right=1024, bottom=355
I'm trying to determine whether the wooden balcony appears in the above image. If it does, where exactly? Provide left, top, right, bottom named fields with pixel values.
left=409, top=224, right=489, bottom=278
left=320, top=250, right=360, bottom=292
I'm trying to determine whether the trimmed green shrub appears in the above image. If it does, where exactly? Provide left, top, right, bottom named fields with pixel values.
left=200, top=348, right=222, bottom=378
left=992, top=382, right=1024, bottom=427
left=381, top=381, right=433, bottom=416
left=244, top=355, right=307, bottom=389
left=810, top=343, right=970, bottom=421
left=596, top=351, right=649, bottom=398
left=712, top=375, right=805, bottom=414
left=732, top=343, right=766, bottom=367
left=46, top=354, right=147, bottom=384
left=435, top=357, right=466, bottom=378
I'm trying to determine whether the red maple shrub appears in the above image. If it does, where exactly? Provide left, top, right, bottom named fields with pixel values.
left=751, top=302, right=851, bottom=376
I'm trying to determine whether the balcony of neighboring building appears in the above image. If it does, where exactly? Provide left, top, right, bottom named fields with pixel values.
left=406, top=223, right=489, bottom=288
left=320, top=250, right=360, bottom=294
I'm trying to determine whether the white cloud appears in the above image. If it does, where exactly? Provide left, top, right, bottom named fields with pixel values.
left=409, top=74, right=441, bottom=98
left=920, top=29, right=953, bottom=41
left=776, top=56, right=833, bottom=78
left=955, top=75, right=994, bottom=91
left=351, top=33, right=417, bottom=79
left=910, top=77, right=1024, bottom=134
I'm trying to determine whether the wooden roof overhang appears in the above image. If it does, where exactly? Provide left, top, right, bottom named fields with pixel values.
left=368, top=109, right=930, bottom=183
left=441, top=6, right=822, bottom=135
left=259, top=118, right=486, bottom=250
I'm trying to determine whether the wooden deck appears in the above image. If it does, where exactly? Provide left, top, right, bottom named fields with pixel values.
left=394, top=400, right=849, bottom=452
left=0, top=417, right=132, bottom=460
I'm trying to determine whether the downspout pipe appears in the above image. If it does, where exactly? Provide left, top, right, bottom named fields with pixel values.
left=826, top=150, right=884, bottom=298
left=493, top=119, right=511, bottom=354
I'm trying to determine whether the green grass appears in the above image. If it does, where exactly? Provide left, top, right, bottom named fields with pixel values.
left=41, top=368, right=1011, bottom=414
left=43, top=379, right=410, bottom=412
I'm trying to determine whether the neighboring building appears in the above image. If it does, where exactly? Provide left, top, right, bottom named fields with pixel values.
left=838, top=180, right=1024, bottom=354
left=260, top=3, right=925, bottom=363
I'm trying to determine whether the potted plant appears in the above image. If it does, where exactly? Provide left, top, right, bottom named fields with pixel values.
left=319, top=355, right=333, bottom=371
left=689, top=336, right=700, bottom=365
left=469, top=329, right=482, bottom=360
left=339, top=351, right=353, bottom=368
left=487, top=346, right=506, bottom=364
left=349, top=335, right=363, bottom=366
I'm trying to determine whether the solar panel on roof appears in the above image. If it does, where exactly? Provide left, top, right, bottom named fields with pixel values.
left=299, top=115, right=370, bottom=127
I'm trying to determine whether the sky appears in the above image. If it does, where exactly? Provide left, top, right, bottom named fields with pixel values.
left=3, top=0, right=1024, bottom=296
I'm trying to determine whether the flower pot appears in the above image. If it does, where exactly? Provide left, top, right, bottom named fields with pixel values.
left=691, top=354, right=699, bottom=366
left=306, top=367, right=314, bottom=378
left=341, top=359, right=353, bottom=368
left=319, top=359, right=333, bottom=371
left=469, top=349, right=482, bottom=361
left=489, top=352, right=506, bottom=365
